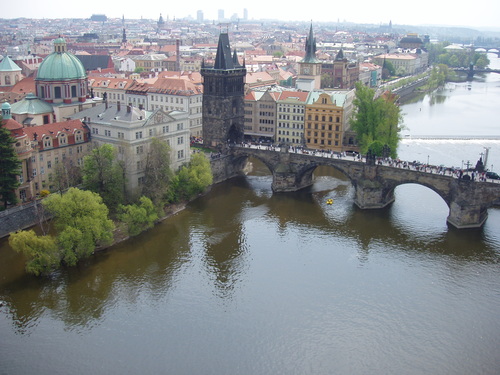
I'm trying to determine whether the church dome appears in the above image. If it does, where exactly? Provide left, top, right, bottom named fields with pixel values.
left=36, top=38, right=86, bottom=81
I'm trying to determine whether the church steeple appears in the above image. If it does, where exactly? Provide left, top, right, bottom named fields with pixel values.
left=302, top=22, right=319, bottom=63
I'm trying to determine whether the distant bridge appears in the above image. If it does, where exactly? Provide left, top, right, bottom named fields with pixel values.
left=452, top=66, right=500, bottom=78
left=210, top=145, right=500, bottom=229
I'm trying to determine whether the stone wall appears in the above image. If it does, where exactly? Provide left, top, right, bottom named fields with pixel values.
left=0, top=201, right=50, bottom=238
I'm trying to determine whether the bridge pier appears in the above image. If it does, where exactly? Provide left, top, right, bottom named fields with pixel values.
left=447, top=201, right=488, bottom=229
left=353, top=179, right=395, bottom=209
left=272, top=168, right=314, bottom=192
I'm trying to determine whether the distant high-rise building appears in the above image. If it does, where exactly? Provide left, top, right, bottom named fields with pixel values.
left=218, top=9, right=224, bottom=21
left=243, top=8, right=248, bottom=21
left=197, top=10, right=203, bottom=22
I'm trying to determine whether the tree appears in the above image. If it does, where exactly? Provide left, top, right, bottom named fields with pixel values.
left=142, top=137, right=172, bottom=206
left=82, top=144, right=125, bottom=210
left=167, top=153, right=213, bottom=203
left=382, top=60, right=395, bottom=79
left=350, top=82, right=402, bottom=157
left=474, top=54, right=490, bottom=69
left=9, top=230, right=59, bottom=276
left=0, top=121, right=21, bottom=208
left=43, top=187, right=114, bottom=266
left=51, top=158, right=82, bottom=195
left=118, top=196, right=158, bottom=236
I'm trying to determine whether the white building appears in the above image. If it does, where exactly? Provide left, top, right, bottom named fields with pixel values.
left=71, top=102, right=191, bottom=198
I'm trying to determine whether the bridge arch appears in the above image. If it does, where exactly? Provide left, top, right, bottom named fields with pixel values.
left=220, top=147, right=500, bottom=228
left=382, top=179, right=452, bottom=209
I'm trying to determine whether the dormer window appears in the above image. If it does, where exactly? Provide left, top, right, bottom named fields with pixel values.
left=59, top=133, right=67, bottom=145
left=43, top=136, right=52, bottom=148
left=75, top=130, right=83, bottom=142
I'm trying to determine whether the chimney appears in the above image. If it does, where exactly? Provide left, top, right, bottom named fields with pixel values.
left=117, top=101, right=121, bottom=111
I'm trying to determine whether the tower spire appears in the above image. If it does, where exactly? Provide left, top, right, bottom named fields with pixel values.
left=302, top=22, right=319, bottom=63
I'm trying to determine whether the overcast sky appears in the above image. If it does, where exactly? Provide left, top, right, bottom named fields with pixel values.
left=3, top=0, right=500, bottom=29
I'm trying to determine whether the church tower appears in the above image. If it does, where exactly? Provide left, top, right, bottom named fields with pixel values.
left=201, top=33, right=246, bottom=149
left=297, top=23, right=322, bottom=91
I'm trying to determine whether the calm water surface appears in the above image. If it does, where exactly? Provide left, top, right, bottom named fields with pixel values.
left=1, top=57, right=499, bottom=375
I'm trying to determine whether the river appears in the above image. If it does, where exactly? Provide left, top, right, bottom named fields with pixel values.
left=1, top=55, right=499, bottom=375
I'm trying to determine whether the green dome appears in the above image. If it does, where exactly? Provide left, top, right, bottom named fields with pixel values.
left=36, top=39, right=86, bottom=81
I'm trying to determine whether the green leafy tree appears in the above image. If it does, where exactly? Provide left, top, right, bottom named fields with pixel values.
left=118, top=196, right=158, bottom=236
left=142, top=138, right=172, bottom=206
left=167, top=153, right=213, bottom=203
left=0, top=122, right=21, bottom=208
left=9, top=230, right=60, bottom=276
left=82, top=144, right=125, bottom=210
left=382, top=60, right=395, bottom=79
left=350, top=82, right=402, bottom=157
left=474, top=54, right=489, bottom=69
left=43, top=187, right=114, bottom=266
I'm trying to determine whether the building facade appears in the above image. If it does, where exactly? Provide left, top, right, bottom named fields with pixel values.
left=71, top=103, right=191, bottom=198
left=2, top=102, right=91, bottom=202
left=304, top=90, right=355, bottom=152
left=243, top=89, right=279, bottom=142
left=276, top=91, right=309, bottom=146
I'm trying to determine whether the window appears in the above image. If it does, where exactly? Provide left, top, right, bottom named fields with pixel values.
left=177, top=123, right=183, bottom=131
left=47, top=161, right=52, bottom=169
left=75, top=130, right=83, bottom=142
left=39, top=154, right=44, bottom=162
left=135, top=131, right=143, bottom=139
left=104, top=130, right=111, bottom=137
left=71, top=86, right=77, bottom=97
left=43, top=136, right=52, bottom=148
left=40, top=167, right=45, bottom=175
left=118, top=132, right=125, bottom=139
left=54, top=87, right=61, bottom=99
left=177, top=137, right=184, bottom=145
left=177, top=150, right=184, bottom=159
left=59, top=134, right=67, bottom=145
left=136, top=145, right=144, bottom=154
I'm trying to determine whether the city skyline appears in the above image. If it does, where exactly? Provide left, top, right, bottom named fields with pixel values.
left=2, top=0, right=500, bottom=30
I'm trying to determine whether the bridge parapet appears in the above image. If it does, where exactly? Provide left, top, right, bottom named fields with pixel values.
left=211, top=146, right=500, bottom=228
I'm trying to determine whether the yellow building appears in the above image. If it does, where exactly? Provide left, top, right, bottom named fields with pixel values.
left=304, top=90, right=355, bottom=152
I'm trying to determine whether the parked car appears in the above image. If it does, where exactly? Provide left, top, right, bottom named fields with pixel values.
left=486, top=171, right=500, bottom=180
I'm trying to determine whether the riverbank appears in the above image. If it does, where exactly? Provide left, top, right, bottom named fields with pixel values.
left=96, top=202, right=188, bottom=252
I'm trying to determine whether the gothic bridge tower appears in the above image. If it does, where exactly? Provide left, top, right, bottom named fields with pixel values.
left=201, top=33, right=246, bottom=149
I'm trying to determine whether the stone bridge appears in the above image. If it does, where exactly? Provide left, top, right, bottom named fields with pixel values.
left=210, top=146, right=500, bottom=229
